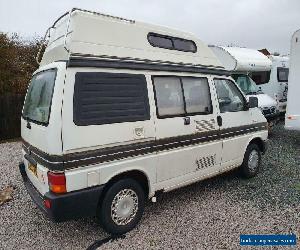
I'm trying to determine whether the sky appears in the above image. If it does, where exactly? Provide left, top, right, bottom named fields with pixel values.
left=0, top=0, right=299, bottom=54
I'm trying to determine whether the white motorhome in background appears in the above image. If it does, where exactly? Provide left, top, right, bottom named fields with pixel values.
left=258, top=49, right=289, bottom=114
left=285, top=29, right=300, bottom=130
left=210, top=46, right=279, bottom=124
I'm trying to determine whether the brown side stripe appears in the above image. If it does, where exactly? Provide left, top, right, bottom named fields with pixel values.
left=22, top=122, right=267, bottom=171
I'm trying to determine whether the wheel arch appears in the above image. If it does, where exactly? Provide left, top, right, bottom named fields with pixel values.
left=100, top=169, right=152, bottom=203
left=246, top=137, right=267, bottom=154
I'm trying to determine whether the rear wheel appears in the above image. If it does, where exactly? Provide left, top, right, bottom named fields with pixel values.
left=240, top=144, right=261, bottom=178
left=98, top=178, right=145, bottom=235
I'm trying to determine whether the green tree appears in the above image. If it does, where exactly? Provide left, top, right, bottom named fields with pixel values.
left=0, top=33, right=41, bottom=95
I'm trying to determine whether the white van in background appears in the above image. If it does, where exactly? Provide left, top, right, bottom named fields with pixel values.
left=210, top=46, right=279, bottom=125
left=19, top=8, right=268, bottom=235
left=258, top=50, right=289, bottom=114
left=285, top=29, right=300, bottom=130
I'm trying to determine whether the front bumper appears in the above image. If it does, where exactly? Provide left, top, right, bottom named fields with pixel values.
left=19, top=162, right=104, bottom=222
left=265, top=112, right=280, bottom=123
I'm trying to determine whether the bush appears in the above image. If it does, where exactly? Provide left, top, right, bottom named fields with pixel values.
left=0, top=33, right=41, bottom=95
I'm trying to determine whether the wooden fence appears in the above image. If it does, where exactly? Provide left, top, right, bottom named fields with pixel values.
left=0, top=94, right=25, bottom=141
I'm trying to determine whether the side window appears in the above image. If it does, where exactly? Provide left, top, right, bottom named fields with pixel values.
left=277, top=67, right=289, bottom=82
left=153, top=77, right=185, bottom=117
left=182, top=77, right=212, bottom=114
left=73, top=72, right=150, bottom=125
left=173, top=38, right=197, bottom=52
left=214, top=79, right=245, bottom=113
left=153, top=76, right=212, bottom=117
left=148, top=33, right=197, bottom=53
left=148, top=34, right=173, bottom=50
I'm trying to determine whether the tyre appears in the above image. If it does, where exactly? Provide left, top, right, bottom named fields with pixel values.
left=240, top=143, right=261, bottom=178
left=98, top=178, right=145, bottom=235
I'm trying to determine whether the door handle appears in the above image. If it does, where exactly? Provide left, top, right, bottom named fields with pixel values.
left=217, top=116, right=222, bottom=127
left=184, top=117, right=190, bottom=125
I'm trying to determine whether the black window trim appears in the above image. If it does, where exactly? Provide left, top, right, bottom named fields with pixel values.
left=147, top=32, right=197, bottom=53
left=152, top=75, right=213, bottom=119
left=213, top=77, right=248, bottom=113
left=277, top=67, right=289, bottom=82
left=22, top=68, right=58, bottom=127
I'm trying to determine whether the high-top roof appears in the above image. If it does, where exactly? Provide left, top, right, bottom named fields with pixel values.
left=40, top=8, right=223, bottom=70
left=210, top=46, right=272, bottom=72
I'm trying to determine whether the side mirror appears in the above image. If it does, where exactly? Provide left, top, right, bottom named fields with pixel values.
left=248, top=96, right=258, bottom=108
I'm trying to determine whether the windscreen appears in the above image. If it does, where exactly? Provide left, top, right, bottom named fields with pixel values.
left=22, top=69, right=57, bottom=125
left=233, top=75, right=260, bottom=95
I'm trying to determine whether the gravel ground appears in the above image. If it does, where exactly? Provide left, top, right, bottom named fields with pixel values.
left=0, top=122, right=299, bottom=249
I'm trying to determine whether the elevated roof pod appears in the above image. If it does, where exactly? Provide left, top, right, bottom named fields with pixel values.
left=209, top=46, right=272, bottom=72
left=37, top=8, right=224, bottom=72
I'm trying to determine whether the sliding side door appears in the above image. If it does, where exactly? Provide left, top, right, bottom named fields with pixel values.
left=152, top=75, right=222, bottom=188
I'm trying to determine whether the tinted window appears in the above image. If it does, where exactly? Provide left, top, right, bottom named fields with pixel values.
left=153, top=77, right=185, bottom=117
left=277, top=67, right=289, bottom=82
left=214, top=79, right=245, bottom=113
left=153, top=76, right=211, bottom=117
left=148, top=35, right=173, bottom=49
left=173, top=38, right=197, bottom=52
left=148, top=33, right=197, bottom=53
left=73, top=72, right=150, bottom=126
left=182, top=78, right=212, bottom=114
left=249, top=71, right=271, bottom=85
left=22, top=69, right=57, bottom=125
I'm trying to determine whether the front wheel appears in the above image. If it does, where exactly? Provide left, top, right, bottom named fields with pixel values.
left=240, top=144, right=261, bottom=178
left=97, top=178, right=145, bottom=235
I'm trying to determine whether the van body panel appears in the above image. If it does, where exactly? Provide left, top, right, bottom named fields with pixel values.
left=21, top=62, right=66, bottom=193
left=258, top=55, right=289, bottom=113
left=22, top=149, right=49, bottom=195
left=65, top=154, right=157, bottom=197
left=21, top=62, right=66, bottom=155
left=62, top=68, right=156, bottom=154
left=156, top=161, right=240, bottom=192
left=209, top=46, right=272, bottom=72
left=41, top=10, right=223, bottom=69
left=212, top=76, right=267, bottom=164
left=152, top=74, right=222, bottom=182
left=155, top=140, right=222, bottom=183
left=286, top=29, right=300, bottom=130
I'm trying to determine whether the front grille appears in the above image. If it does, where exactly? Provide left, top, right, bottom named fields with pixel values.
left=279, top=98, right=287, bottom=102
left=262, top=106, right=276, bottom=116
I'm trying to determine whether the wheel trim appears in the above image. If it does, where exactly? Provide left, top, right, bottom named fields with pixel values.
left=111, top=189, right=138, bottom=226
left=248, top=150, right=259, bottom=172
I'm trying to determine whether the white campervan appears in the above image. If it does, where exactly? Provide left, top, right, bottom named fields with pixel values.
left=257, top=54, right=289, bottom=114
left=210, top=46, right=280, bottom=126
left=19, top=9, right=268, bottom=234
left=285, top=29, right=300, bottom=130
